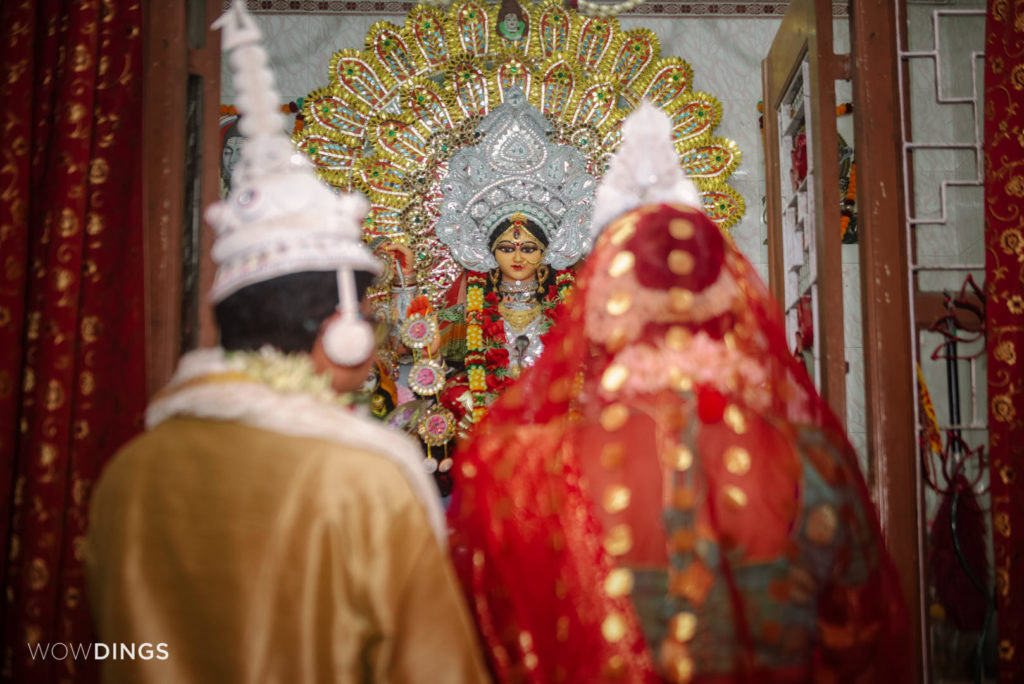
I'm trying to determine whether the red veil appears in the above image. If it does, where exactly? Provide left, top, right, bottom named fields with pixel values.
left=447, top=204, right=909, bottom=682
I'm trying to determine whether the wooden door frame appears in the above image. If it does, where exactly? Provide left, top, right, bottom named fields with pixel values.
left=762, top=0, right=846, bottom=421
left=849, top=0, right=923, bottom=679
left=763, top=0, right=923, bottom=679
left=142, top=0, right=221, bottom=397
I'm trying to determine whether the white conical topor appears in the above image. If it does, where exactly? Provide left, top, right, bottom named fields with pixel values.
left=208, top=0, right=378, bottom=366
left=589, top=101, right=703, bottom=240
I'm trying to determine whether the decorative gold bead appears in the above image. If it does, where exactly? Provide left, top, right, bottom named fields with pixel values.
left=672, top=487, right=696, bottom=509
left=606, top=291, right=632, bottom=315
left=723, top=404, right=747, bottom=434
left=601, top=613, right=627, bottom=642
left=556, top=616, right=570, bottom=641
left=601, top=443, right=625, bottom=468
left=607, top=326, right=629, bottom=351
left=723, top=446, right=751, bottom=475
left=665, top=444, right=694, bottom=471
left=669, top=611, right=698, bottom=642
left=670, top=288, right=693, bottom=313
left=603, top=485, right=631, bottom=513
left=666, top=326, right=690, bottom=350
left=670, top=561, right=714, bottom=604
left=673, top=656, right=694, bottom=682
left=609, top=219, right=636, bottom=245
left=668, top=528, right=695, bottom=553
left=608, top=251, right=635, bottom=278
left=669, top=218, right=695, bottom=239
left=604, top=568, right=634, bottom=597
left=603, top=524, right=633, bottom=555
left=602, top=655, right=626, bottom=679
left=669, top=367, right=693, bottom=392
left=601, top=363, right=630, bottom=392
left=722, top=485, right=748, bottom=508
left=668, top=249, right=695, bottom=275
left=601, top=403, right=629, bottom=431
left=805, top=504, right=839, bottom=545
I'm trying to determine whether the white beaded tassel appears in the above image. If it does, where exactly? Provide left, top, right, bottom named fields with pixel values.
left=323, top=270, right=375, bottom=367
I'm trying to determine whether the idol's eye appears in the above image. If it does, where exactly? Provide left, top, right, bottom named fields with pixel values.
left=520, top=244, right=539, bottom=254
left=496, top=245, right=516, bottom=254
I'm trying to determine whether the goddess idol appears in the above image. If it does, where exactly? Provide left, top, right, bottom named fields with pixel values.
left=430, top=89, right=591, bottom=414
left=291, top=0, right=747, bottom=479
left=371, top=92, right=592, bottom=492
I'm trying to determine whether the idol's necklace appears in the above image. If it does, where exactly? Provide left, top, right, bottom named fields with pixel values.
left=499, top=276, right=537, bottom=307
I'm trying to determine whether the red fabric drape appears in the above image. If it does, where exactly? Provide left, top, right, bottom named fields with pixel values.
left=449, top=205, right=908, bottom=682
left=0, top=1, right=146, bottom=681
left=985, top=2, right=1024, bottom=680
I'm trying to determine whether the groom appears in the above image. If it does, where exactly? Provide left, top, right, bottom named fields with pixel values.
left=85, top=4, right=487, bottom=682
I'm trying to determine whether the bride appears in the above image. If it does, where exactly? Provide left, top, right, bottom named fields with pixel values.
left=446, top=104, right=909, bottom=682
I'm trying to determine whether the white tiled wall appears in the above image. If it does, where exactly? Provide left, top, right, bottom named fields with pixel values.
left=831, top=18, right=868, bottom=472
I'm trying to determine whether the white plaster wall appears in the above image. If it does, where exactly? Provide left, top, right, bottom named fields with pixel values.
left=619, top=18, right=782, bottom=284
left=906, top=4, right=988, bottom=485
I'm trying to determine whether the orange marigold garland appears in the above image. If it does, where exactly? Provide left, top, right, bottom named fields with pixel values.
left=465, top=272, right=489, bottom=423
left=221, top=101, right=305, bottom=135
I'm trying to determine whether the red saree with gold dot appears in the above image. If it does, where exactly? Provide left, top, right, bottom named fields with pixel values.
left=448, top=204, right=909, bottom=682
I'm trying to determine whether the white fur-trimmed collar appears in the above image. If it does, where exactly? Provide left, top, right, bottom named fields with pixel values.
left=147, top=348, right=446, bottom=543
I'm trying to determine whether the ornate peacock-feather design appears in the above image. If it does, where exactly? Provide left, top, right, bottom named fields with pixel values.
left=295, top=0, right=744, bottom=304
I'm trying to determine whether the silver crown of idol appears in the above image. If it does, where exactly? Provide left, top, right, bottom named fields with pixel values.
left=435, top=89, right=596, bottom=272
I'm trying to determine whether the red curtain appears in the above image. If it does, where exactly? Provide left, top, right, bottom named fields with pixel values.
left=0, top=1, right=146, bottom=682
left=985, top=1, right=1024, bottom=681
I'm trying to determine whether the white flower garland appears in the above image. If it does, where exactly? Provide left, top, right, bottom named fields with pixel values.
left=576, top=0, right=646, bottom=17
left=227, top=346, right=353, bottom=407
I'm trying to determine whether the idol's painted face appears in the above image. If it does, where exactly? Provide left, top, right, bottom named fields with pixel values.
left=221, top=136, right=244, bottom=184
left=493, top=225, right=543, bottom=281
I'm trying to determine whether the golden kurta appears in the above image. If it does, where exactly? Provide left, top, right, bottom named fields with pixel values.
left=86, top=363, right=489, bottom=683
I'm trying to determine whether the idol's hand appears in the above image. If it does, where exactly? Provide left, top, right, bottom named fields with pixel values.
left=379, top=242, right=415, bottom=276
left=426, top=332, right=442, bottom=357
